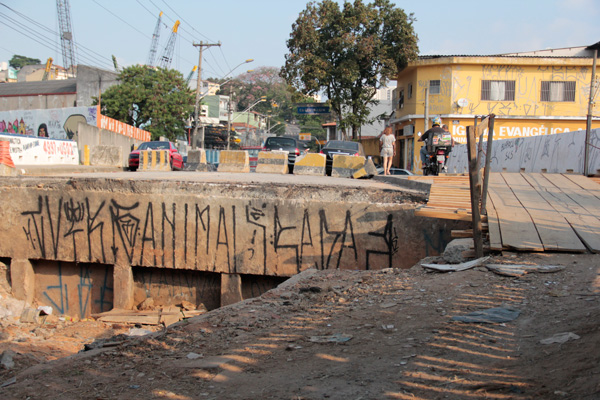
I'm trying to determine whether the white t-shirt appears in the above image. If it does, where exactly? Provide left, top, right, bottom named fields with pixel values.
left=380, top=134, right=395, bottom=149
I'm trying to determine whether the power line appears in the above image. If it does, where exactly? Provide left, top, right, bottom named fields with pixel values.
left=0, top=3, right=113, bottom=70
left=91, top=0, right=151, bottom=41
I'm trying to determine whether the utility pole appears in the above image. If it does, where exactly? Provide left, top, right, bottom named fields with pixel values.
left=227, top=85, right=233, bottom=150
left=192, top=41, right=221, bottom=149
left=585, top=49, right=597, bottom=176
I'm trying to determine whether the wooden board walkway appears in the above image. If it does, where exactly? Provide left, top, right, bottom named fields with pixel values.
left=414, top=173, right=600, bottom=253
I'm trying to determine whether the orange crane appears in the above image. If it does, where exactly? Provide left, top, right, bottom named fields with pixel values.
left=157, top=20, right=180, bottom=69
left=42, top=58, right=53, bottom=81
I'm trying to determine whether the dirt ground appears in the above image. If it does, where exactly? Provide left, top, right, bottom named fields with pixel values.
left=0, top=251, right=599, bottom=400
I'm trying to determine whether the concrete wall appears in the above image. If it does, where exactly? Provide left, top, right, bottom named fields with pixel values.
left=78, top=123, right=144, bottom=167
left=0, top=179, right=463, bottom=275
left=1, top=133, right=79, bottom=165
left=75, top=65, right=119, bottom=107
left=0, top=106, right=97, bottom=140
left=446, top=128, right=600, bottom=175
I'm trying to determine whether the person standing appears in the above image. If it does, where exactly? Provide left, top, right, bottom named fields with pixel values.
left=379, top=126, right=395, bottom=175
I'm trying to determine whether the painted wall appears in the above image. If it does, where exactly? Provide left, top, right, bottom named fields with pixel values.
left=394, top=57, right=598, bottom=173
left=446, top=128, right=600, bottom=174
left=1, top=133, right=79, bottom=165
left=0, top=106, right=97, bottom=140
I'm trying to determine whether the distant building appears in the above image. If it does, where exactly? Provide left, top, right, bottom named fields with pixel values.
left=391, top=41, right=600, bottom=172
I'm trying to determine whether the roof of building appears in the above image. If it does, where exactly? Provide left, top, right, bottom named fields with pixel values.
left=0, top=79, right=77, bottom=96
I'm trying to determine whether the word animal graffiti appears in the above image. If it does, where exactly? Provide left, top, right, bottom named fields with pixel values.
left=21, top=195, right=402, bottom=275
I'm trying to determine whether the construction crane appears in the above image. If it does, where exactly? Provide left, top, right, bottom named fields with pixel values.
left=56, top=0, right=76, bottom=75
left=146, top=11, right=163, bottom=67
left=157, top=20, right=180, bottom=69
left=42, top=58, right=53, bottom=81
left=185, top=66, right=197, bottom=85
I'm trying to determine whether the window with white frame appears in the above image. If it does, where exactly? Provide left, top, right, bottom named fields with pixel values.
left=541, top=81, right=576, bottom=102
left=481, top=80, right=515, bottom=101
left=429, top=80, right=440, bottom=95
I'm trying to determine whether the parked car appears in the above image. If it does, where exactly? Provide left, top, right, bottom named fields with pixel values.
left=128, top=141, right=184, bottom=171
left=261, top=136, right=308, bottom=172
left=241, top=145, right=262, bottom=172
left=319, top=140, right=366, bottom=175
left=375, top=166, right=414, bottom=176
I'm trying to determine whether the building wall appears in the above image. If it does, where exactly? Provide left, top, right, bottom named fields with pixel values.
left=0, top=93, right=77, bottom=110
left=393, top=56, right=599, bottom=173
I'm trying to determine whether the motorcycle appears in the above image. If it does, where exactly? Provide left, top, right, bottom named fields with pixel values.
left=423, top=132, right=452, bottom=176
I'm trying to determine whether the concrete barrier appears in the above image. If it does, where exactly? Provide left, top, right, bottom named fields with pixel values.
left=90, top=145, right=122, bottom=167
left=332, top=155, right=366, bottom=178
left=352, top=157, right=378, bottom=179
left=140, top=150, right=171, bottom=171
left=293, top=153, right=326, bottom=176
left=184, top=149, right=210, bottom=171
left=218, top=150, right=250, bottom=173
left=256, top=151, right=288, bottom=174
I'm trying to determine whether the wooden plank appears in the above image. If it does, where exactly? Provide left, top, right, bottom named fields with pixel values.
left=414, top=207, right=472, bottom=221
left=563, top=174, right=600, bottom=200
left=523, top=173, right=600, bottom=253
left=451, top=229, right=473, bottom=238
left=550, top=174, right=600, bottom=217
left=487, top=173, right=543, bottom=251
left=485, top=193, right=504, bottom=251
left=502, top=173, right=586, bottom=252
left=98, top=314, right=161, bottom=325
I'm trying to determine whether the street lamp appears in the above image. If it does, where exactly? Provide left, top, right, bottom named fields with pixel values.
left=193, top=58, right=253, bottom=149
left=224, top=71, right=254, bottom=150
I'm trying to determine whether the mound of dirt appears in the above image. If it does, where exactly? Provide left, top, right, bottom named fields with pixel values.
left=0, top=252, right=599, bottom=400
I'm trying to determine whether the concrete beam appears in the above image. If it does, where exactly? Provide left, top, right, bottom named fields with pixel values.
left=221, top=273, right=243, bottom=307
left=10, top=259, right=34, bottom=304
left=113, top=263, right=134, bottom=309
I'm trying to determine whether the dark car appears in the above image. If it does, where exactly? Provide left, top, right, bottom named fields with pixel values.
left=262, top=136, right=308, bottom=172
left=128, top=141, right=184, bottom=171
left=319, top=140, right=366, bottom=175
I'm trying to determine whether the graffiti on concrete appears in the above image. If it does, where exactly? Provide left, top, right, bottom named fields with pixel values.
left=20, top=195, right=413, bottom=274
left=38, top=261, right=113, bottom=319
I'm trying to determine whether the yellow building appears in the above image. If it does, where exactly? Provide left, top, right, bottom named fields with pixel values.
left=391, top=44, right=599, bottom=172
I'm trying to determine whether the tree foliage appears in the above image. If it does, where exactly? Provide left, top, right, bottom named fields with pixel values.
left=281, top=0, right=418, bottom=139
left=213, top=67, right=325, bottom=138
left=93, top=65, right=193, bottom=141
left=9, top=55, right=41, bottom=69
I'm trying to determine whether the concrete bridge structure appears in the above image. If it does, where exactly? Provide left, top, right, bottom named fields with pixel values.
left=0, top=172, right=465, bottom=319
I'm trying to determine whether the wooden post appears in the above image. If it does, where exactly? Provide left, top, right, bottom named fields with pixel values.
left=466, top=125, right=483, bottom=258
left=481, top=114, right=495, bottom=215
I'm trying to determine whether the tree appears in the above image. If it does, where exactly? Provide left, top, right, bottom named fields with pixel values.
left=9, top=55, right=41, bottom=69
left=281, top=0, right=418, bottom=140
left=93, top=65, right=193, bottom=141
left=213, top=67, right=325, bottom=138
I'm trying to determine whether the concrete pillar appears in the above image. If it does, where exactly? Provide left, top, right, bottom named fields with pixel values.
left=10, top=259, right=35, bottom=304
left=113, top=263, right=134, bottom=310
left=221, top=273, right=243, bottom=307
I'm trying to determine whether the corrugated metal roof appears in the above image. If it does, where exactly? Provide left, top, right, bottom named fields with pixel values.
left=0, top=79, right=77, bottom=96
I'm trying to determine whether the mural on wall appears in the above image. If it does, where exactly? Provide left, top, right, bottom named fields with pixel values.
left=13, top=192, right=452, bottom=275
left=0, top=107, right=97, bottom=140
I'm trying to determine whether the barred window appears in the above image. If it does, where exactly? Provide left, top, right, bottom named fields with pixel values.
left=429, top=80, right=440, bottom=95
left=481, top=80, right=515, bottom=101
left=541, top=81, right=576, bottom=102
left=408, top=83, right=413, bottom=99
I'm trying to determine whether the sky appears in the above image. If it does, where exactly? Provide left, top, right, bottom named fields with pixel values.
left=1, top=0, right=599, bottom=82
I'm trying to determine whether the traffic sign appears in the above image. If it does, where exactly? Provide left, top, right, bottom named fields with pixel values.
left=297, top=106, right=330, bottom=115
